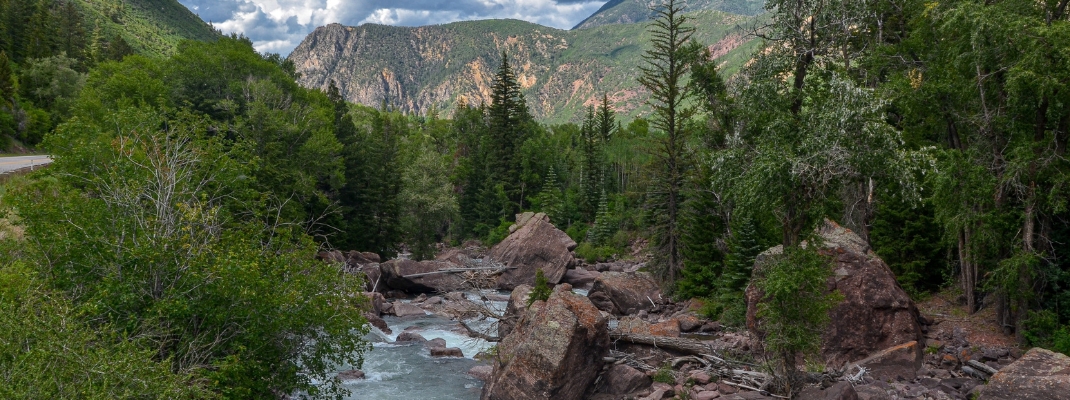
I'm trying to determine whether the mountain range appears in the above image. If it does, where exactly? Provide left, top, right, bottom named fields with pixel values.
left=286, top=0, right=763, bottom=124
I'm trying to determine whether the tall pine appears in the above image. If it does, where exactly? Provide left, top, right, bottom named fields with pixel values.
left=486, top=52, right=531, bottom=217
left=580, top=105, right=601, bottom=221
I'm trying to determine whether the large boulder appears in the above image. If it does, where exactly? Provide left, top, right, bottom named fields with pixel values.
left=379, top=259, right=465, bottom=293
left=974, top=347, right=1070, bottom=400
left=587, top=271, right=662, bottom=315
left=746, top=220, right=923, bottom=367
left=848, top=341, right=923, bottom=382
left=498, top=284, right=532, bottom=338
left=487, top=212, right=577, bottom=290
left=481, top=284, right=610, bottom=400
left=602, top=364, right=652, bottom=395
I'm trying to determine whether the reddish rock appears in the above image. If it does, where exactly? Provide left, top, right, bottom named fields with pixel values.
left=693, top=391, right=721, bottom=400
left=603, top=364, right=651, bottom=394
left=362, top=292, right=386, bottom=315
left=347, top=250, right=380, bottom=265
left=361, top=264, right=382, bottom=292
left=380, top=259, right=466, bottom=293
left=798, top=381, right=859, bottom=400
left=689, top=370, right=712, bottom=385
left=431, top=347, right=464, bottom=357
left=588, top=271, right=662, bottom=315
left=395, top=330, right=427, bottom=342
left=677, top=314, right=702, bottom=332
left=616, top=316, right=681, bottom=337
left=849, top=341, right=922, bottom=382
left=746, top=220, right=923, bottom=366
left=975, top=347, right=1070, bottom=400
left=426, top=338, right=447, bottom=349
left=481, top=285, right=609, bottom=400
left=487, top=212, right=577, bottom=290
left=563, top=267, right=599, bottom=287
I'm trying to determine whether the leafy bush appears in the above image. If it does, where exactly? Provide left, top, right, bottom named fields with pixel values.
left=566, top=223, right=590, bottom=243
left=652, top=365, right=675, bottom=384
left=575, top=241, right=616, bottom=263
left=1023, top=310, right=1070, bottom=356
left=484, top=218, right=514, bottom=246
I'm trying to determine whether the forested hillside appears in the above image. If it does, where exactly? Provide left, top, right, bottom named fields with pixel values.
left=287, top=10, right=759, bottom=124
left=573, top=0, right=765, bottom=29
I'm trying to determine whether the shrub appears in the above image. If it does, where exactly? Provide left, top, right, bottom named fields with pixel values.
left=652, top=365, right=674, bottom=384
left=575, top=241, right=615, bottom=263
left=527, top=269, right=551, bottom=306
left=484, top=218, right=514, bottom=246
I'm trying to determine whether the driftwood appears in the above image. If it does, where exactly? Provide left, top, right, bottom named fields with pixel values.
left=610, top=332, right=726, bottom=355
left=460, top=321, right=501, bottom=342
left=403, top=266, right=516, bottom=278
left=966, top=359, right=999, bottom=376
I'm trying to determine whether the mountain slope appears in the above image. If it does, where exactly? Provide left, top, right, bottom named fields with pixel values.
left=573, top=0, right=765, bottom=29
left=74, top=0, right=219, bottom=57
left=288, top=10, right=758, bottom=124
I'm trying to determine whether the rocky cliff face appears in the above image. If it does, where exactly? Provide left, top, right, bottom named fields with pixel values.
left=572, top=0, right=765, bottom=30
left=288, top=10, right=757, bottom=124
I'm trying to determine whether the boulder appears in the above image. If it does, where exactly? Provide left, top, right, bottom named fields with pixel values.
left=975, top=347, right=1070, bottom=400
left=361, top=264, right=383, bottom=292
left=481, top=284, right=610, bottom=400
left=362, top=292, right=386, bottom=315
left=431, top=347, right=465, bottom=358
left=379, top=259, right=466, bottom=293
left=798, top=382, right=859, bottom=400
left=396, top=330, right=427, bottom=342
left=588, top=271, right=662, bottom=315
left=336, top=369, right=365, bottom=380
left=363, top=312, right=391, bottom=334
left=316, top=250, right=347, bottom=264
left=486, top=212, right=577, bottom=290
left=746, top=220, right=923, bottom=366
left=563, top=268, right=599, bottom=287
left=603, top=364, right=652, bottom=395
left=347, top=250, right=381, bottom=265
left=616, top=316, right=681, bottom=337
left=392, top=302, right=427, bottom=317
left=426, top=338, right=447, bottom=349
left=498, top=284, right=532, bottom=338
left=848, top=341, right=922, bottom=382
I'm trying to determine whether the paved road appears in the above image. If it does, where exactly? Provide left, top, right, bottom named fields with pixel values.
left=0, top=155, right=52, bottom=174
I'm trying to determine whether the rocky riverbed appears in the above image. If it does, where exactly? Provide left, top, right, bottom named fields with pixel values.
left=314, top=214, right=1069, bottom=400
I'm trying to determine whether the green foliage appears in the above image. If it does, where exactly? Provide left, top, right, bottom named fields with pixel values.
left=527, top=269, right=552, bottom=306
left=575, top=242, right=616, bottom=263
left=484, top=218, right=515, bottom=247
left=1022, top=310, right=1070, bottom=356
left=534, top=166, right=564, bottom=225
left=754, top=243, right=842, bottom=374
left=0, top=261, right=203, bottom=399
left=566, top=222, right=591, bottom=244
left=870, top=198, right=947, bottom=296
left=652, top=364, right=675, bottom=384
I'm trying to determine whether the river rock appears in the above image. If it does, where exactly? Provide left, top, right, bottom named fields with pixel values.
left=380, top=259, right=465, bottom=293
left=745, top=219, right=923, bottom=366
left=797, top=382, right=859, bottom=400
left=616, top=316, right=681, bottom=337
left=563, top=268, right=599, bottom=287
left=347, top=250, right=381, bottom=265
left=362, top=292, right=386, bottom=315
left=498, top=284, right=532, bottom=338
left=336, top=369, right=365, bottom=380
left=396, top=330, right=427, bottom=342
left=361, top=264, right=382, bottom=291
left=603, top=364, right=651, bottom=395
left=392, top=302, right=427, bottom=317
left=481, top=284, right=610, bottom=400
left=431, top=347, right=464, bottom=358
left=588, top=271, right=662, bottom=315
left=364, top=312, right=391, bottom=334
left=974, top=347, right=1070, bottom=400
left=486, top=212, right=577, bottom=290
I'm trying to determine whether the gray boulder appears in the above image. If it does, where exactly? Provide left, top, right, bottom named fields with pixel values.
left=975, top=347, right=1070, bottom=400
left=487, top=212, right=577, bottom=290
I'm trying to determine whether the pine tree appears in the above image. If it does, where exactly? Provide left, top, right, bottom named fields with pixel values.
left=589, top=188, right=613, bottom=246
left=535, top=166, right=564, bottom=225
left=486, top=52, right=531, bottom=216
left=580, top=105, right=601, bottom=221
left=54, top=0, right=87, bottom=68
left=639, top=0, right=699, bottom=284
left=597, top=93, right=615, bottom=142
left=105, top=34, right=134, bottom=61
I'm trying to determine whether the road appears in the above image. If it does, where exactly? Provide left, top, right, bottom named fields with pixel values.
left=0, top=155, right=52, bottom=174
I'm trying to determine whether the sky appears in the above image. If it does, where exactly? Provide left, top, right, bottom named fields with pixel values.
left=176, top=0, right=609, bottom=56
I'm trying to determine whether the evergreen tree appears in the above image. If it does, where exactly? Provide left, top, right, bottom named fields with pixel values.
left=589, top=188, right=613, bottom=246
left=720, top=216, right=762, bottom=295
left=597, top=93, right=615, bottom=142
left=535, top=166, right=564, bottom=225
left=486, top=52, right=531, bottom=216
left=104, top=34, right=134, bottom=62
left=638, top=0, right=699, bottom=284
left=580, top=105, right=601, bottom=221
left=54, top=0, right=87, bottom=68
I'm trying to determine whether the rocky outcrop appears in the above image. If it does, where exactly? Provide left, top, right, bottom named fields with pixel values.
left=587, top=271, right=662, bottom=315
left=481, top=284, right=610, bottom=400
left=974, top=348, right=1070, bottom=400
left=379, top=259, right=466, bottom=293
left=746, top=220, right=924, bottom=367
left=487, top=212, right=577, bottom=290
left=562, top=267, right=600, bottom=288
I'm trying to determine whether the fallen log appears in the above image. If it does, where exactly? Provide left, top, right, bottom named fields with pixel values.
left=403, top=266, right=515, bottom=278
left=609, top=332, right=727, bottom=355
left=966, top=359, right=998, bottom=376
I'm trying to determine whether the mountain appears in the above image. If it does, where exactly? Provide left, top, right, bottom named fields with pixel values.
left=288, top=10, right=759, bottom=124
left=74, top=0, right=218, bottom=57
left=573, top=0, right=765, bottom=30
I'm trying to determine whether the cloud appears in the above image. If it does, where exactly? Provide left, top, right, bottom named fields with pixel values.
left=177, top=0, right=608, bottom=56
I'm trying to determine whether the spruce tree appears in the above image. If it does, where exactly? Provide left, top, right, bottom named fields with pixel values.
left=597, top=93, right=615, bottom=142
left=24, top=0, right=55, bottom=60
left=580, top=105, right=601, bottom=221
left=639, top=0, right=699, bottom=284
left=486, top=52, right=531, bottom=217
left=589, top=188, right=613, bottom=246
left=105, top=34, right=134, bottom=61
left=535, top=166, right=564, bottom=225
left=55, top=0, right=87, bottom=68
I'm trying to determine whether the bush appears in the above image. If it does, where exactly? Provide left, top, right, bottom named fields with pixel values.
left=566, top=223, right=590, bottom=243
left=484, top=218, right=514, bottom=246
left=1023, top=310, right=1070, bottom=356
left=575, top=241, right=615, bottom=263
left=527, top=269, right=551, bottom=306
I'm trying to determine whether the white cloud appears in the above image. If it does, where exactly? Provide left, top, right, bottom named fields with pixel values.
left=178, top=0, right=607, bottom=56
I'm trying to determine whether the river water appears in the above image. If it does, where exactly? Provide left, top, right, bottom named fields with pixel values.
left=330, top=293, right=508, bottom=400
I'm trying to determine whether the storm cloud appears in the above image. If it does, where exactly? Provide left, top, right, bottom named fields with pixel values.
left=177, top=0, right=608, bottom=56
